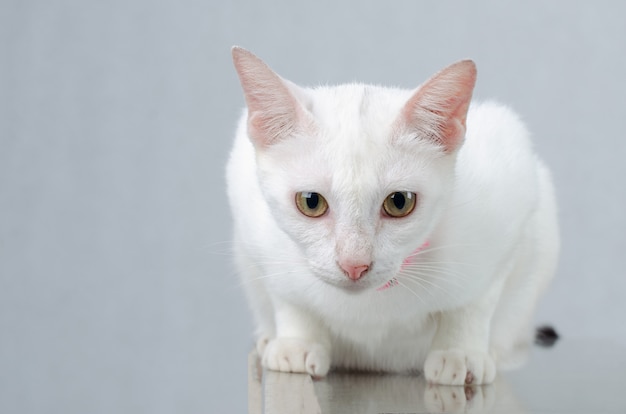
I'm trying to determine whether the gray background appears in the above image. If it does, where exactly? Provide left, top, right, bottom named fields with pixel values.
left=1, top=1, right=625, bottom=413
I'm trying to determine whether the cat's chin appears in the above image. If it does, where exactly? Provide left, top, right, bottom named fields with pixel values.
left=318, top=277, right=375, bottom=294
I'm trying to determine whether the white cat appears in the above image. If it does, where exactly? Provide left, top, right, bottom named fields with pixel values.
left=226, top=47, right=559, bottom=385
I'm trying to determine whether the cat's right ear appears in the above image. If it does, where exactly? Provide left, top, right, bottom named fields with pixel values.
left=232, top=47, right=313, bottom=147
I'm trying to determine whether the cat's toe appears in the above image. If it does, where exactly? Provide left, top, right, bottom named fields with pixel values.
left=262, top=338, right=330, bottom=377
left=424, top=349, right=496, bottom=385
left=304, top=345, right=331, bottom=378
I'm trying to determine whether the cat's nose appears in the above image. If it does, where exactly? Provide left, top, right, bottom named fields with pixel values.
left=340, top=263, right=370, bottom=281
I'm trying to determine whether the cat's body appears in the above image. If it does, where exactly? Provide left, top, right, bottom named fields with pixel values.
left=227, top=47, right=559, bottom=385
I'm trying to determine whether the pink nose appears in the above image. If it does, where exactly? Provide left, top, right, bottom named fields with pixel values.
left=340, top=263, right=370, bottom=281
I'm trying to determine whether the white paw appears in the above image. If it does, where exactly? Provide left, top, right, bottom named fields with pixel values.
left=424, top=349, right=496, bottom=385
left=262, top=338, right=331, bottom=378
left=424, top=383, right=495, bottom=413
left=256, top=334, right=272, bottom=355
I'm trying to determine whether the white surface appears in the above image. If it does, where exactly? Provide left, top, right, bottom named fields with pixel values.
left=1, top=1, right=625, bottom=413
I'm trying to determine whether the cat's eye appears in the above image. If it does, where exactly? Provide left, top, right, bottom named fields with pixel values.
left=295, top=192, right=329, bottom=218
left=382, top=191, right=417, bottom=218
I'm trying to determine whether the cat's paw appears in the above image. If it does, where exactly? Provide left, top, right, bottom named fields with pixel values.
left=262, top=338, right=331, bottom=378
left=256, top=334, right=272, bottom=356
left=424, top=349, right=496, bottom=385
left=424, top=383, right=495, bottom=413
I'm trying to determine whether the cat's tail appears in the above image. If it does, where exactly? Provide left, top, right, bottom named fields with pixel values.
left=495, top=325, right=559, bottom=370
left=534, top=325, right=559, bottom=347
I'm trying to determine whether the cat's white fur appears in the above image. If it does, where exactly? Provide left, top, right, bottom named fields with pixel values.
left=226, top=47, right=559, bottom=385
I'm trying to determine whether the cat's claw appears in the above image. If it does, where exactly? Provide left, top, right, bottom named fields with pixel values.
left=424, top=349, right=496, bottom=385
left=262, top=338, right=331, bottom=378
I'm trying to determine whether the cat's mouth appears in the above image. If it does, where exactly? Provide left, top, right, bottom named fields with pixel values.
left=323, top=277, right=373, bottom=293
left=311, top=270, right=377, bottom=293
left=317, top=269, right=400, bottom=294
left=333, top=274, right=402, bottom=293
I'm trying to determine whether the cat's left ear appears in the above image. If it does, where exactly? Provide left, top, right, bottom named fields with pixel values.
left=396, top=60, right=477, bottom=153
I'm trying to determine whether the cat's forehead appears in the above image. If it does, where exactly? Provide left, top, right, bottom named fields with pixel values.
left=307, top=84, right=410, bottom=137
left=301, top=84, right=426, bottom=175
left=267, top=83, right=438, bottom=198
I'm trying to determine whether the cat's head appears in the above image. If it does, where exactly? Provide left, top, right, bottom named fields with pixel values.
left=232, top=47, right=476, bottom=291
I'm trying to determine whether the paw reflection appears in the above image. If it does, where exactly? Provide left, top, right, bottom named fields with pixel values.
left=424, top=383, right=495, bottom=413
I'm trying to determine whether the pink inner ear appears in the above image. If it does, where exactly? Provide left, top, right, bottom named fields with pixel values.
left=400, top=60, right=476, bottom=153
left=247, top=96, right=300, bottom=145
left=232, top=47, right=309, bottom=147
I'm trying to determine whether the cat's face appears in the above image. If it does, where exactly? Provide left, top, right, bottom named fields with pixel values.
left=254, top=86, right=457, bottom=291
left=232, top=47, right=475, bottom=291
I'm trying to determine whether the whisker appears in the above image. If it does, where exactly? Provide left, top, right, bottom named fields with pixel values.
left=399, top=275, right=438, bottom=298
left=210, top=251, right=304, bottom=270
left=407, top=243, right=484, bottom=258
left=196, top=240, right=238, bottom=252
left=235, top=269, right=297, bottom=289
left=399, top=274, right=462, bottom=312
left=400, top=273, right=454, bottom=295
left=238, top=260, right=302, bottom=269
left=401, top=265, right=470, bottom=285
left=407, top=259, right=479, bottom=268
left=207, top=249, right=300, bottom=262
left=396, top=280, right=427, bottom=304
left=400, top=273, right=464, bottom=303
left=396, top=280, right=439, bottom=323
left=199, top=241, right=302, bottom=265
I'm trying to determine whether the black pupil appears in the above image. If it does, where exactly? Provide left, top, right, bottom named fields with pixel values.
left=306, top=193, right=319, bottom=210
left=391, top=192, right=406, bottom=210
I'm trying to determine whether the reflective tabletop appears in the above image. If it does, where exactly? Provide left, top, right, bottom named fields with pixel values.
left=249, top=340, right=626, bottom=414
